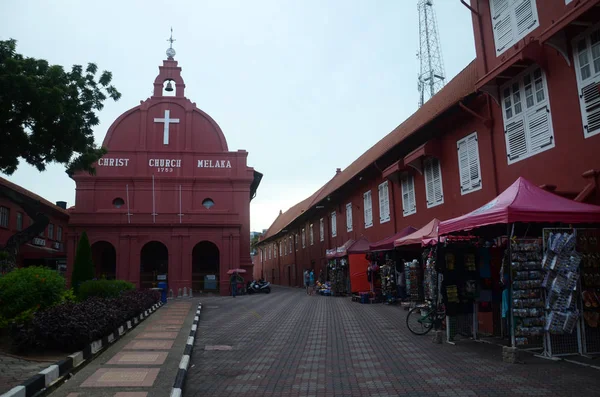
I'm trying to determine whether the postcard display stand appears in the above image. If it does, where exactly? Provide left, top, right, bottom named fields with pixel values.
left=510, top=238, right=546, bottom=350
left=541, top=229, right=583, bottom=358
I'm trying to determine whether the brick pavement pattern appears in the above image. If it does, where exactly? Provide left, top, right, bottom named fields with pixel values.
left=185, top=287, right=599, bottom=397
left=48, top=300, right=197, bottom=397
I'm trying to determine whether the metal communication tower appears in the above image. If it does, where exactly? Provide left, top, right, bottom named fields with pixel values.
left=417, top=0, right=446, bottom=108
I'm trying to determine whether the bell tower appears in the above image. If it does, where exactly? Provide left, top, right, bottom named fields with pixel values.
left=153, top=28, right=186, bottom=98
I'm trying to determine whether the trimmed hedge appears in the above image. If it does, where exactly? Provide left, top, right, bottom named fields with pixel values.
left=0, top=267, right=66, bottom=327
left=77, top=279, right=135, bottom=300
left=11, top=289, right=160, bottom=352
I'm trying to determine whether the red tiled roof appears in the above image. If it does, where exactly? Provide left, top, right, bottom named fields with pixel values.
left=260, top=60, right=478, bottom=242
left=0, top=176, right=70, bottom=217
left=261, top=173, right=340, bottom=240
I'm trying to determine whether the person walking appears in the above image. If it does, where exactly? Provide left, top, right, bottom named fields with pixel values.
left=230, top=271, right=238, bottom=298
left=309, top=269, right=315, bottom=296
left=304, top=269, right=310, bottom=295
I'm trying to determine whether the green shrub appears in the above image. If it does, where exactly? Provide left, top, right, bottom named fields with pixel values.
left=60, top=288, right=77, bottom=303
left=0, top=266, right=66, bottom=326
left=77, top=279, right=135, bottom=300
left=71, top=231, right=94, bottom=293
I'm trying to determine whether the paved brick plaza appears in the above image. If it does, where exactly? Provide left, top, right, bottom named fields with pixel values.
left=186, top=287, right=599, bottom=397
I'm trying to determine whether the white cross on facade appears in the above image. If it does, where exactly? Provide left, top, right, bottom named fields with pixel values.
left=154, top=109, right=180, bottom=145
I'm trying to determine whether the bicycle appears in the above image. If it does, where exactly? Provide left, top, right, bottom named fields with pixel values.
left=406, top=300, right=446, bottom=336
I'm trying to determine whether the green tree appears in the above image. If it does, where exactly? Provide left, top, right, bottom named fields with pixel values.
left=0, top=39, right=120, bottom=271
left=0, top=39, right=121, bottom=176
left=71, top=231, right=94, bottom=293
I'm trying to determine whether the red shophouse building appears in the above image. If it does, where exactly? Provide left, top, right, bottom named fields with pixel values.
left=256, top=0, right=600, bottom=287
left=0, top=177, right=69, bottom=272
left=67, top=51, right=261, bottom=295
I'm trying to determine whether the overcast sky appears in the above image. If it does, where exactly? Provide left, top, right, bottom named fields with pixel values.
left=1, top=0, right=475, bottom=232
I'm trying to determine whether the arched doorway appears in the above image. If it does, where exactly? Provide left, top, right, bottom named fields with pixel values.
left=140, top=241, right=168, bottom=289
left=91, top=241, right=116, bottom=280
left=192, top=241, right=219, bottom=292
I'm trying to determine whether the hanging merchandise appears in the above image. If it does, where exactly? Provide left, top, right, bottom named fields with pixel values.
left=423, top=247, right=438, bottom=302
left=542, top=231, right=581, bottom=335
left=329, top=257, right=348, bottom=296
left=405, top=259, right=424, bottom=302
left=380, top=259, right=397, bottom=304
left=510, top=238, right=545, bottom=348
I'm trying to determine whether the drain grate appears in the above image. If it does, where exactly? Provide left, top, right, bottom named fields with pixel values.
left=204, top=345, right=232, bottom=351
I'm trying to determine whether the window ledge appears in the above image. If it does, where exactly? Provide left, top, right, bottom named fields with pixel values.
left=460, top=185, right=483, bottom=196
left=426, top=201, right=444, bottom=209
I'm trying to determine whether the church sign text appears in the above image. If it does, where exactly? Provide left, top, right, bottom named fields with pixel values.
left=98, top=158, right=130, bottom=167
left=149, top=158, right=182, bottom=173
left=197, top=160, right=232, bottom=169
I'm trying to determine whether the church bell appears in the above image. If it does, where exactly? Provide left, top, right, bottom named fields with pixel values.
left=165, top=81, right=174, bottom=92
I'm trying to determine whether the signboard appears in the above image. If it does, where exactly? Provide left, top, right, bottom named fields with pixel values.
left=157, top=274, right=167, bottom=281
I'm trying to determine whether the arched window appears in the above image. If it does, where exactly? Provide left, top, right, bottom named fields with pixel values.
left=112, top=198, right=125, bottom=209
left=202, top=198, right=215, bottom=209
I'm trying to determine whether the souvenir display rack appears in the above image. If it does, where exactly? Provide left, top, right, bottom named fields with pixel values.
left=328, top=258, right=348, bottom=296
left=540, top=229, right=583, bottom=357
left=577, top=229, right=600, bottom=354
left=380, top=259, right=397, bottom=304
left=405, top=259, right=424, bottom=302
left=423, top=247, right=438, bottom=302
left=510, top=238, right=545, bottom=349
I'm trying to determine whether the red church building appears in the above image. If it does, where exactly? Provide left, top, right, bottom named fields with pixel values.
left=66, top=45, right=261, bottom=295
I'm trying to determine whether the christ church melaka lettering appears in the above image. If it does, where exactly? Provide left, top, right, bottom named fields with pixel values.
left=97, top=158, right=130, bottom=167
left=197, top=160, right=232, bottom=168
left=149, top=158, right=182, bottom=173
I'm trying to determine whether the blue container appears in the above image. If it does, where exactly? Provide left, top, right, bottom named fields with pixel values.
left=157, top=281, right=168, bottom=303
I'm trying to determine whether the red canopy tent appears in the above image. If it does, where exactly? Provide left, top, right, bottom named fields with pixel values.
left=369, top=226, right=417, bottom=251
left=394, top=219, right=441, bottom=247
left=347, top=237, right=371, bottom=254
left=439, top=177, right=600, bottom=235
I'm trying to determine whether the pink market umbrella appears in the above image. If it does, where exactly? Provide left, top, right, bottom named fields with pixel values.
left=227, top=268, right=247, bottom=275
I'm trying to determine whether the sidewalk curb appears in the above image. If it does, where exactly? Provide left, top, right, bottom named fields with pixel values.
left=170, top=302, right=202, bottom=397
left=1, top=301, right=164, bottom=397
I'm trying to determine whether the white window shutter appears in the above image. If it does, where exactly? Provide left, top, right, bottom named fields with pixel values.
left=346, top=203, right=353, bottom=232
left=458, top=140, right=471, bottom=192
left=319, top=218, right=324, bottom=241
left=526, top=104, right=553, bottom=153
left=363, top=191, right=373, bottom=228
left=468, top=135, right=481, bottom=188
left=408, top=177, right=416, bottom=213
left=432, top=159, right=443, bottom=203
left=514, top=0, right=537, bottom=36
left=331, top=211, right=337, bottom=237
left=384, top=183, right=390, bottom=221
left=401, top=177, right=409, bottom=215
left=491, top=0, right=514, bottom=55
left=378, top=183, right=385, bottom=223
left=368, top=192, right=373, bottom=226
left=580, top=79, right=600, bottom=137
left=505, top=117, right=528, bottom=161
left=424, top=160, right=435, bottom=205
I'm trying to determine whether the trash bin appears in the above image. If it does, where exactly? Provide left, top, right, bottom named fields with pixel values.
left=157, top=281, right=168, bottom=303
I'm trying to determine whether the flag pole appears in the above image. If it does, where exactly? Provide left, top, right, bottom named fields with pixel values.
left=152, top=174, right=157, bottom=223
left=178, top=184, right=183, bottom=224
left=126, top=184, right=132, bottom=224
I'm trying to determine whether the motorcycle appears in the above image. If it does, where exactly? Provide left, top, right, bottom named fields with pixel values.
left=247, top=279, right=271, bottom=294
